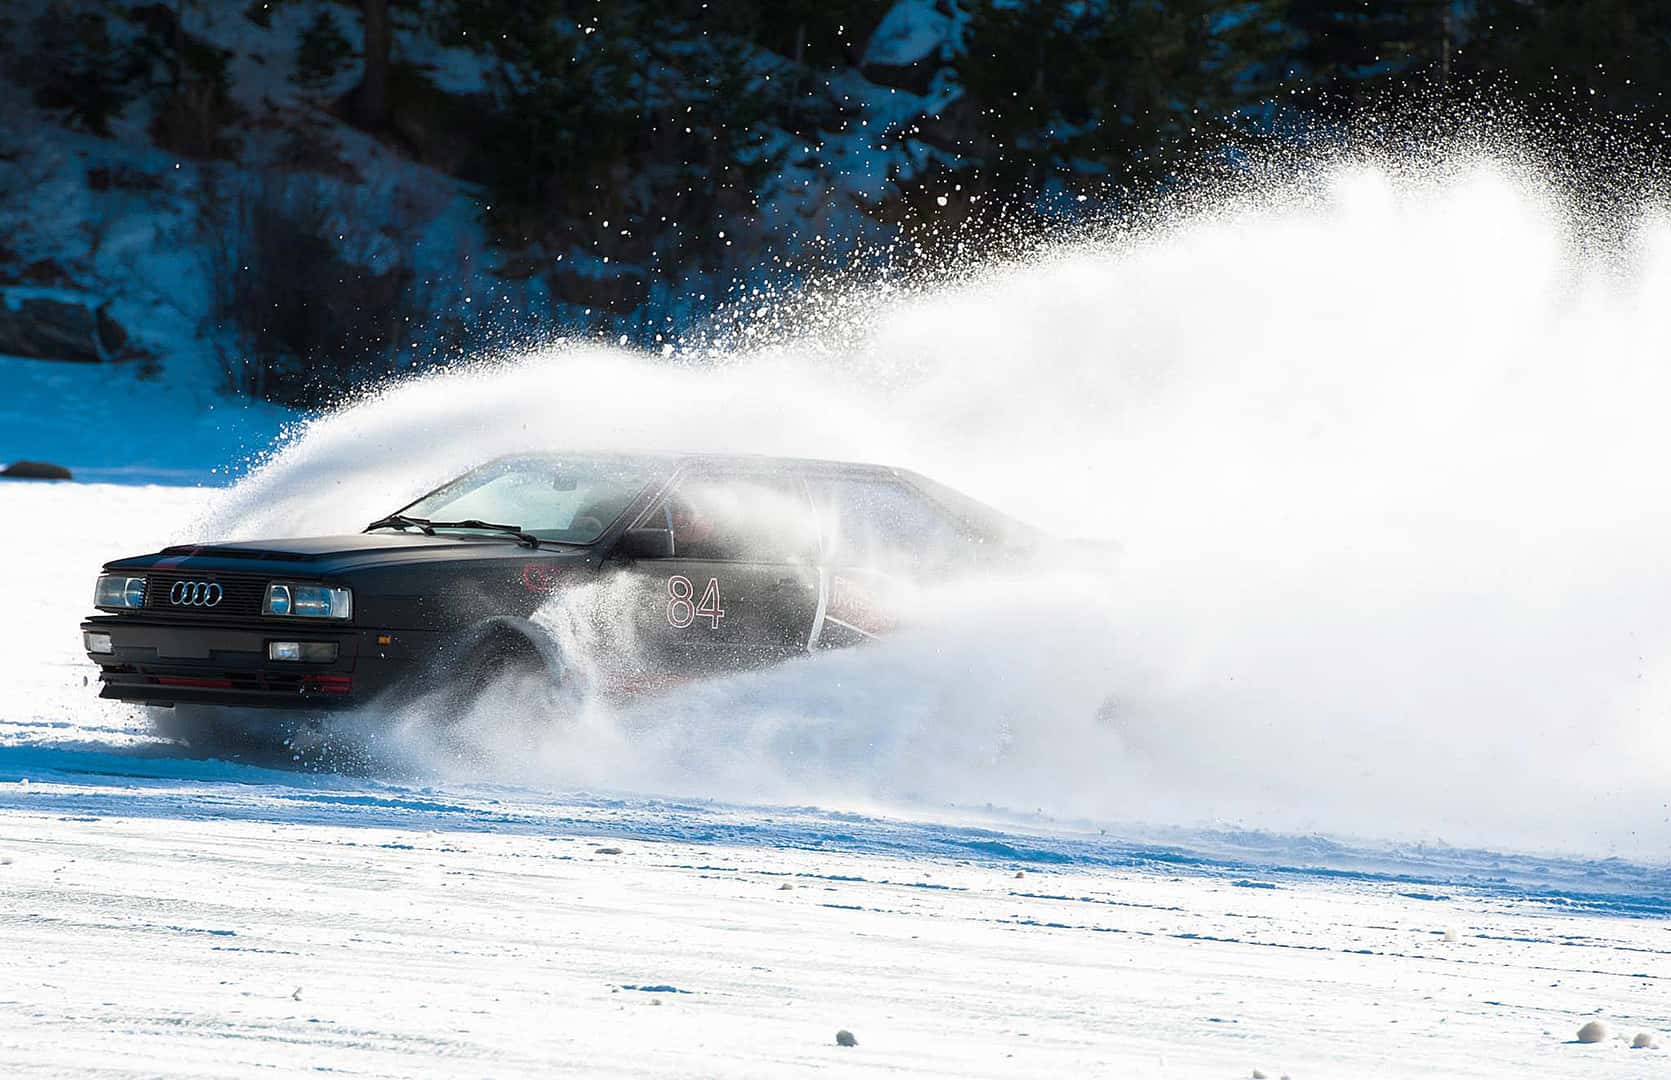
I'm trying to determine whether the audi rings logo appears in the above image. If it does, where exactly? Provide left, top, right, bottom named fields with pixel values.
left=169, top=580, right=223, bottom=607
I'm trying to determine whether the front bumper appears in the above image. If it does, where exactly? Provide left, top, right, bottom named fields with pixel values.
left=81, top=616, right=426, bottom=709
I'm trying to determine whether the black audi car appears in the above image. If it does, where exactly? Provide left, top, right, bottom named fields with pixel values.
left=82, top=452, right=1036, bottom=734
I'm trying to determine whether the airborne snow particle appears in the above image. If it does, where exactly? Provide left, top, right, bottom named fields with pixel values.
left=835, top=1030, right=857, bottom=1047
left=1577, top=1020, right=1608, bottom=1043
left=1633, top=1032, right=1658, bottom=1049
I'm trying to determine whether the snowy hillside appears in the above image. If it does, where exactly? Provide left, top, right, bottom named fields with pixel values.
left=0, top=0, right=517, bottom=473
left=0, top=0, right=966, bottom=440
left=0, top=0, right=981, bottom=479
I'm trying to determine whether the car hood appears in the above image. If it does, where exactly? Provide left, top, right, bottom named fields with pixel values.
left=104, top=533, right=583, bottom=575
left=161, top=534, right=488, bottom=559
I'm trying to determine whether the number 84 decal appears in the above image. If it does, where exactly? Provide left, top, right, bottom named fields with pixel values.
left=667, top=575, right=725, bottom=629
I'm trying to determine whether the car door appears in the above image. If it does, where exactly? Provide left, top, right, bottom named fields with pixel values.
left=623, top=470, right=822, bottom=675
left=803, top=471, right=978, bottom=648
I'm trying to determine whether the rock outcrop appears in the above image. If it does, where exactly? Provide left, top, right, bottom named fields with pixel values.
left=0, top=288, right=130, bottom=363
left=0, top=461, right=74, bottom=480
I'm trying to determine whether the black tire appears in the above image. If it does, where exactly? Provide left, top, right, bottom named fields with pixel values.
left=419, top=628, right=565, bottom=730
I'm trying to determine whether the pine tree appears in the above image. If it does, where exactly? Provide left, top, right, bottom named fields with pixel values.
left=1278, top=0, right=1455, bottom=110
left=947, top=0, right=1290, bottom=193
left=1463, top=0, right=1671, bottom=125
left=294, top=9, right=353, bottom=94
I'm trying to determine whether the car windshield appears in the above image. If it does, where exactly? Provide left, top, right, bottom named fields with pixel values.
left=393, top=455, right=658, bottom=544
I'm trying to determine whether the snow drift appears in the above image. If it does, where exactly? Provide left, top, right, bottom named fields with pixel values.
left=197, top=154, right=1671, bottom=858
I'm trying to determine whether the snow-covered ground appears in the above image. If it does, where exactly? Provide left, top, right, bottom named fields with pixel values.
left=0, top=357, right=294, bottom=485
left=1, top=480, right=1667, bottom=1078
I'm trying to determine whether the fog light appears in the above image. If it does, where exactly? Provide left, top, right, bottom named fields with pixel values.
left=84, top=631, right=113, bottom=655
left=268, top=641, right=338, bottom=662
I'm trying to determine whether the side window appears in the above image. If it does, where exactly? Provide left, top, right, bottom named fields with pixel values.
left=641, top=474, right=818, bottom=564
left=807, top=476, right=971, bottom=573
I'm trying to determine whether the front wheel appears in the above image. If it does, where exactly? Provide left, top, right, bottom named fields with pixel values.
left=401, top=627, right=578, bottom=749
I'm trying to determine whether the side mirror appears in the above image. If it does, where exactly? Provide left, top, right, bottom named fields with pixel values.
left=616, top=528, right=675, bottom=559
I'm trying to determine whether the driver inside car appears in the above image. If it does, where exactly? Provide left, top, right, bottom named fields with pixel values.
left=666, top=495, right=719, bottom=554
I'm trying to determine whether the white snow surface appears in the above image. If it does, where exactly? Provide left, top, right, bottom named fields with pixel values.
left=1, top=481, right=1667, bottom=1078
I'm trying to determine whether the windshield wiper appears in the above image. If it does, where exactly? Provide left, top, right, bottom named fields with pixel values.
left=365, top=513, right=435, bottom=535
left=423, top=518, right=542, bottom=548
left=365, top=514, right=541, bottom=547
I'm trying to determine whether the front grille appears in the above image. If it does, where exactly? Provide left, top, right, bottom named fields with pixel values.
left=143, top=572, right=270, bottom=618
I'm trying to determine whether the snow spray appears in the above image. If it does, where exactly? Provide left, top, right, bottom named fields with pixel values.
left=202, top=153, right=1671, bottom=858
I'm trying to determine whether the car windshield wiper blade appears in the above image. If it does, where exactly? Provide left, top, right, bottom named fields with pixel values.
left=422, top=519, right=542, bottom=548
left=365, top=514, right=541, bottom=547
left=365, top=513, right=435, bottom=535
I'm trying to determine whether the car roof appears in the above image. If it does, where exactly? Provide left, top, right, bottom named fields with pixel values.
left=488, top=449, right=900, bottom=477
left=454, top=450, right=1040, bottom=544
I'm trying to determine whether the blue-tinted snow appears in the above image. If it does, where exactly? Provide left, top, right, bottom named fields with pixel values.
left=0, top=739, right=1662, bottom=921
left=0, top=355, right=294, bottom=484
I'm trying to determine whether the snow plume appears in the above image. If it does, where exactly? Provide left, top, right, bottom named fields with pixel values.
left=205, top=154, right=1671, bottom=858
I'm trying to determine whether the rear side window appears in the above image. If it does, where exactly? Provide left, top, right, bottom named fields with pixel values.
left=807, top=476, right=971, bottom=573
left=641, top=473, right=818, bottom=563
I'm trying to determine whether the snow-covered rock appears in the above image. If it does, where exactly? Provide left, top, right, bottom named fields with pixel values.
left=862, top=0, right=954, bottom=94
left=0, top=460, right=72, bottom=480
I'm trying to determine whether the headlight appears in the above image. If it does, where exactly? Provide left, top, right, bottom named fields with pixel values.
left=264, top=582, right=352, bottom=620
left=94, top=574, right=146, bottom=610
